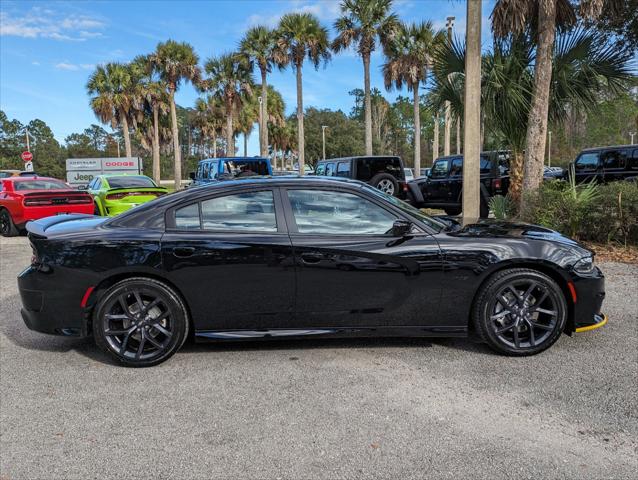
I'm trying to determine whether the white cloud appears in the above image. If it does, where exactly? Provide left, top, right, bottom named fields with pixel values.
left=54, top=62, right=94, bottom=71
left=246, top=0, right=341, bottom=28
left=0, top=7, right=105, bottom=42
left=31, top=61, right=40, bottom=66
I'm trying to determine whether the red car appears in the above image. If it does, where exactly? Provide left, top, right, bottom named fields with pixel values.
left=0, top=177, right=94, bottom=237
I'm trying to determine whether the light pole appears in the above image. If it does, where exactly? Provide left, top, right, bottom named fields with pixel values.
left=321, top=125, right=328, bottom=160
left=443, top=16, right=455, bottom=157
left=547, top=131, right=552, bottom=167
left=630, top=132, right=636, bottom=144
left=433, top=111, right=440, bottom=163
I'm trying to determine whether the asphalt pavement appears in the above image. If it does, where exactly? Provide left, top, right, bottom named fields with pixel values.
left=1, top=235, right=637, bottom=479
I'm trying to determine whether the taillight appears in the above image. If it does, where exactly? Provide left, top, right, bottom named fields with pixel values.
left=492, top=178, right=502, bottom=189
left=24, top=199, right=51, bottom=206
left=402, top=183, right=408, bottom=192
left=106, top=192, right=127, bottom=200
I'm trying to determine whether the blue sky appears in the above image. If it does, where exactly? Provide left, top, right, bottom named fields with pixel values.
left=1, top=0, right=496, bottom=155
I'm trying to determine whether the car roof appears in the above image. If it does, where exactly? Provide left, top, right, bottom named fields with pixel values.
left=580, top=144, right=638, bottom=153
left=198, top=157, right=268, bottom=163
left=318, top=155, right=401, bottom=163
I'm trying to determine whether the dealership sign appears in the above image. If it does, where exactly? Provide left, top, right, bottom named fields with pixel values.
left=66, top=157, right=142, bottom=185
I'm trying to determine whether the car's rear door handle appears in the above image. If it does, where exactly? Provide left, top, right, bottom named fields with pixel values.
left=173, top=247, right=195, bottom=258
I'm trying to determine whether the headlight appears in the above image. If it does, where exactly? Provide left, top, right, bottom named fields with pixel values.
left=573, top=256, right=595, bottom=274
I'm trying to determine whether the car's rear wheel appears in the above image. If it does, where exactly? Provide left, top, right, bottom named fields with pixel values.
left=472, top=268, right=567, bottom=356
left=370, top=173, right=398, bottom=196
left=0, top=209, right=19, bottom=237
left=93, top=278, right=189, bottom=367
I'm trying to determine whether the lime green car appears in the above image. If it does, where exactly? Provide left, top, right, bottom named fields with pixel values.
left=87, top=174, right=167, bottom=217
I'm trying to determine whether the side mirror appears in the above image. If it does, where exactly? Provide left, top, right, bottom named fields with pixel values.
left=392, top=219, right=412, bottom=237
left=189, top=171, right=196, bottom=180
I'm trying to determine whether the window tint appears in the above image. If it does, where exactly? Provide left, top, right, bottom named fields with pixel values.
left=630, top=150, right=638, bottom=170
left=107, top=176, right=156, bottom=188
left=325, top=163, right=336, bottom=176
left=480, top=156, right=492, bottom=174
left=288, top=189, right=397, bottom=235
left=575, top=152, right=600, bottom=170
left=94, top=178, right=102, bottom=190
left=449, top=158, right=462, bottom=176
left=14, top=179, right=68, bottom=190
left=430, top=160, right=449, bottom=178
left=201, top=191, right=276, bottom=231
left=0, top=172, right=11, bottom=179
left=175, top=203, right=201, bottom=230
left=336, top=161, right=350, bottom=178
left=316, top=163, right=326, bottom=176
left=355, top=157, right=403, bottom=181
left=601, top=149, right=627, bottom=170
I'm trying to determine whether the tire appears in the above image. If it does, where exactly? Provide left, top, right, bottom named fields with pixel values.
left=370, top=173, right=398, bottom=196
left=93, top=277, right=189, bottom=367
left=472, top=268, right=567, bottom=356
left=0, top=208, right=19, bottom=237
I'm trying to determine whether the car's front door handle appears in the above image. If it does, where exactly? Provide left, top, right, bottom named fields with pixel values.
left=173, top=247, right=195, bottom=258
left=300, top=253, right=323, bottom=264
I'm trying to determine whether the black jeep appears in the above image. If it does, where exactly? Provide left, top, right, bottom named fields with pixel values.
left=407, top=151, right=510, bottom=217
left=566, top=144, right=638, bottom=183
left=314, top=156, right=408, bottom=198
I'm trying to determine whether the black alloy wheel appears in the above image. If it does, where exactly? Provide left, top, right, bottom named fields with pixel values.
left=473, top=268, right=567, bottom=355
left=93, top=278, right=188, bottom=367
left=0, top=209, right=19, bottom=237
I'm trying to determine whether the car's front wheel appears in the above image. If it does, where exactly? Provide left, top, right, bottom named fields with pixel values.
left=0, top=209, right=19, bottom=237
left=472, top=268, right=567, bottom=356
left=93, top=278, right=189, bottom=367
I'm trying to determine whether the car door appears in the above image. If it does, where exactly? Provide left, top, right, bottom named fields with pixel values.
left=573, top=151, right=601, bottom=183
left=161, top=187, right=295, bottom=332
left=601, top=148, right=628, bottom=183
left=425, top=158, right=452, bottom=203
left=282, top=186, right=442, bottom=328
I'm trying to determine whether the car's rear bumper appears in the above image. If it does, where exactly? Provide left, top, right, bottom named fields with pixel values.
left=14, top=204, right=95, bottom=226
left=18, top=266, right=87, bottom=337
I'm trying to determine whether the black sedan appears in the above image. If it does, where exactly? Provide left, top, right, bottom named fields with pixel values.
left=18, top=177, right=607, bottom=367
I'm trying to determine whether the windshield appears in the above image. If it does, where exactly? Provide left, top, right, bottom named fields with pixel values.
left=361, top=184, right=447, bottom=232
left=14, top=179, right=68, bottom=190
left=107, top=176, right=156, bottom=188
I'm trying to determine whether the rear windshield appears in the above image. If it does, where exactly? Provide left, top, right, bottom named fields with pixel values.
left=14, top=179, right=68, bottom=190
left=107, top=176, right=156, bottom=188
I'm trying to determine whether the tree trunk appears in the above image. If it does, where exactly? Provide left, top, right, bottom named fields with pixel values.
left=462, top=0, right=482, bottom=219
left=456, top=116, right=461, bottom=154
left=225, top=96, right=234, bottom=157
left=508, top=149, right=524, bottom=205
left=444, top=100, right=451, bottom=156
left=213, top=134, right=217, bottom=158
left=244, top=132, right=248, bottom=157
left=260, top=68, right=269, bottom=157
left=413, top=87, right=421, bottom=174
left=363, top=52, right=373, bottom=155
left=433, top=111, right=439, bottom=163
left=522, top=0, right=556, bottom=199
left=152, top=105, right=160, bottom=184
left=169, top=92, right=181, bottom=190
left=296, top=64, right=305, bottom=175
left=121, top=114, right=132, bottom=158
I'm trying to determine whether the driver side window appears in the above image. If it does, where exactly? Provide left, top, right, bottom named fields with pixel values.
left=575, top=152, right=600, bottom=171
left=430, top=160, right=450, bottom=179
left=287, top=189, right=397, bottom=235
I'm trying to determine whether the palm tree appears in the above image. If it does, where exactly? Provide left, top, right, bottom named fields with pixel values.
left=130, top=55, right=170, bottom=183
left=150, top=40, right=201, bottom=190
left=333, top=0, right=399, bottom=155
left=383, top=21, right=444, bottom=175
left=237, top=92, right=260, bottom=157
left=194, top=95, right=225, bottom=157
left=240, top=26, right=277, bottom=158
left=87, top=62, right=136, bottom=158
left=491, top=0, right=612, bottom=193
left=430, top=28, right=633, bottom=205
left=202, top=52, right=254, bottom=157
left=275, top=12, right=331, bottom=174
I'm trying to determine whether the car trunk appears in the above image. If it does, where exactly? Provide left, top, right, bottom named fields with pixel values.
left=22, top=190, right=93, bottom=207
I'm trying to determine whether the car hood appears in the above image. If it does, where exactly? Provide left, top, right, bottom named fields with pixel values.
left=26, top=214, right=108, bottom=239
left=444, top=217, right=586, bottom=249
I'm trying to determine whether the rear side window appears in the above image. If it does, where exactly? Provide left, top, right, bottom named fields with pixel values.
left=430, top=160, right=450, bottom=178
left=480, top=156, right=492, bottom=174
left=174, top=191, right=277, bottom=232
left=316, top=163, right=326, bottom=176
left=325, top=163, right=336, bottom=176
left=336, top=162, right=350, bottom=178
left=601, top=149, right=628, bottom=170
left=355, top=157, right=403, bottom=181
left=575, top=152, right=600, bottom=170
left=449, top=158, right=462, bottom=176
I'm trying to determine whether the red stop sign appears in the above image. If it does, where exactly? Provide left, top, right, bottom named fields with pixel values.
left=21, top=151, right=33, bottom=162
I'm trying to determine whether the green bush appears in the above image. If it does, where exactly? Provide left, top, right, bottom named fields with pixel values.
left=522, top=180, right=638, bottom=246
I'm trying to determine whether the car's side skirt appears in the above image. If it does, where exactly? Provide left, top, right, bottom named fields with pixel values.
left=194, top=325, right=468, bottom=342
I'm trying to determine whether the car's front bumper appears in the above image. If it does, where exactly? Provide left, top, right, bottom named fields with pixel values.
left=571, top=267, right=606, bottom=333
left=575, top=313, right=607, bottom=333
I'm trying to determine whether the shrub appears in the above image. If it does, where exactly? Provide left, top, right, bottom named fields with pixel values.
left=522, top=179, right=638, bottom=246
left=489, top=195, right=516, bottom=220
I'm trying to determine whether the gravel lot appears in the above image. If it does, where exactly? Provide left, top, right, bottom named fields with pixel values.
left=1, top=235, right=637, bottom=479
